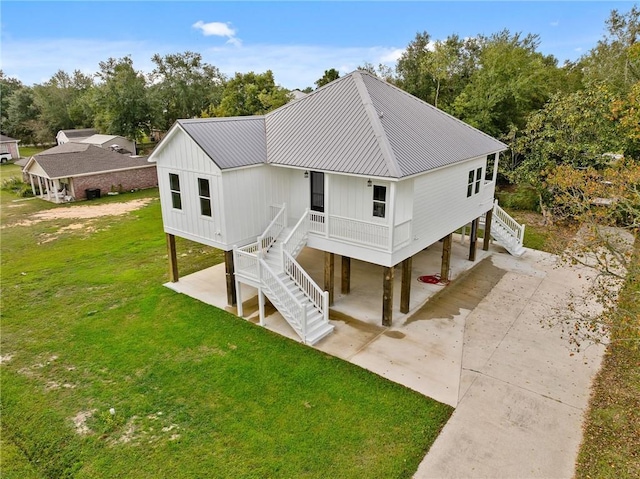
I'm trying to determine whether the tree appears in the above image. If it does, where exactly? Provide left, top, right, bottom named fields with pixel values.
left=544, top=160, right=640, bottom=350
left=215, top=71, right=291, bottom=117
left=0, top=71, right=24, bottom=134
left=395, top=32, right=436, bottom=103
left=314, top=68, right=340, bottom=88
left=581, top=5, right=639, bottom=96
left=452, top=30, right=563, bottom=137
left=32, top=70, right=94, bottom=142
left=4, top=87, right=40, bottom=144
left=149, top=51, right=225, bottom=130
left=94, top=56, right=153, bottom=142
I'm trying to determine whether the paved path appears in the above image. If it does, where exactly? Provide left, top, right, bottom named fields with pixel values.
left=414, top=249, right=604, bottom=478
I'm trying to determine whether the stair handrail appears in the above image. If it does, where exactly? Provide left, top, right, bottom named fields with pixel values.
left=493, top=200, right=525, bottom=245
left=258, top=203, right=287, bottom=255
left=258, top=257, right=307, bottom=338
left=283, top=208, right=310, bottom=258
left=283, top=250, right=327, bottom=323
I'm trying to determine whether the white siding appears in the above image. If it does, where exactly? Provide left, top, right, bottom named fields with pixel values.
left=286, top=168, right=308, bottom=222
left=220, top=165, right=289, bottom=246
left=329, top=174, right=386, bottom=223
left=412, top=156, right=491, bottom=246
left=155, top=129, right=225, bottom=248
left=394, top=179, right=413, bottom=225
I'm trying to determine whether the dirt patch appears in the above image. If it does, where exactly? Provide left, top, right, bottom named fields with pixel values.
left=405, top=256, right=507, bottom=324
left=5, top=198, right=154, bottom=228
left=73, top=409, right=97, bottom=435
left=0, top=353, right=14, bottom=364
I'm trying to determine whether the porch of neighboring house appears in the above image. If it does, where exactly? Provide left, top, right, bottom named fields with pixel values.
left=27, top=173, right=74, bottom=203
left=165, top=234, right=506, bottom=406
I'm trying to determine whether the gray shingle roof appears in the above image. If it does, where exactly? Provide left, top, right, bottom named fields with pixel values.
left=31, top=144, right=151, bottom=179
left=0, top=134, right=18, bottom=143
left=177, top=117, right=266, bottom=170
left=59, top=128, right=98, bottom=138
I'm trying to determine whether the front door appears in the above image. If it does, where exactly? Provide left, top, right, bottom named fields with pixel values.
left=310, top=171, right=324, bottom=212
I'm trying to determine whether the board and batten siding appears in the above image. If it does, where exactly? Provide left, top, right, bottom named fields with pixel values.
left=411, top=156, right=493, bottom=247
left=220, top=165, right=289, bottom=246
left=155, top=128, right=225, bottom=249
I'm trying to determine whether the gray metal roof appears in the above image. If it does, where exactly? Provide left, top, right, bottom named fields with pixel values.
left=265, top=71, right=506, bottom=178
left=177, top=117, right=266, bottom=170
left=155, top=70, right=506, bottom=178
left=30, top=144, right=151, bottom=179
left=59, top=128, right=98, bottom=138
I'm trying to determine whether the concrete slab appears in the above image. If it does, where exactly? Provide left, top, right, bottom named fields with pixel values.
left=164, top=238, right=608, bottom=478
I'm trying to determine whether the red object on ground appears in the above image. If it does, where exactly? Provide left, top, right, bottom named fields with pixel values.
left=418, top=274, right=442, bottom=284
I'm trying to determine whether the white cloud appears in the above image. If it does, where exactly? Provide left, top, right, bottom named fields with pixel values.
left=574, top=47, right=583, bottom=52
left=192, top=21, right=241, bottom=46
left=380, top=48, right=404, bottom=63
left=550, top=21, right=559, bottom=27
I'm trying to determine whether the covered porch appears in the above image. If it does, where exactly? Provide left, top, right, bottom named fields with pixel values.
left=26, top=172, right=74, bottom=203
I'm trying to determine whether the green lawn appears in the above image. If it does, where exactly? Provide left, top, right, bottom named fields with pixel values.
left=0, top=189, right=452, bottom=478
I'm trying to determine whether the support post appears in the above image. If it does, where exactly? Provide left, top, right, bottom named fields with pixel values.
left=469, top=217, right=479, bottom=261
left=382, top=265, right=394, bottom=327
left=341, top=256, right=351, bottom=294
left=324, top=252, right=335, bottom=306
left=258, top=288, right=265, bottom=326
left=441, top=233, right=453, bottom=282
left=166, top=233, right=179, bottom=283
left=483, top=208, right=493, bottom=251
left=224, top=250, right=237, bottom=306
left=400, top=257, right=412, bottom=314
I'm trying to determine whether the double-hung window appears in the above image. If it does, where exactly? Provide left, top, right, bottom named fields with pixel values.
left=373, top=185, right=387, bottom=218
left=169, top=173, right=182, bottom=209
left=198, top=178, right=212, bottom=217
left=467, top=167, right=483, bottom=197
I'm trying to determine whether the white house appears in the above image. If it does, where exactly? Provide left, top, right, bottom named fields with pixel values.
left=56, top=128, right=98, bottom=145
left=149, top=71, right=524, bottom=344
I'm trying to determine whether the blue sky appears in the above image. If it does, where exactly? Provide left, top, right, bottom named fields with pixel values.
left=1, top=1, right=635, bottom=90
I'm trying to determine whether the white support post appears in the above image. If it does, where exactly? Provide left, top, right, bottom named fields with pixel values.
left=29, top=175, right=36, bottom=197
left=235, top=280, right=243, bottom=317
left=258, top=288, right=265, bottom=326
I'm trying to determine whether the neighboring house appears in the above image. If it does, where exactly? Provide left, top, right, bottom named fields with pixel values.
left=56, top=128, right=98, bottom=145
left=0, top=134, right=21, bottom=161
left=80, top=134, right=136, bottom=155
left=149, top=71, right=524, bottom=344
left=23, top=143, right=156, bottom=203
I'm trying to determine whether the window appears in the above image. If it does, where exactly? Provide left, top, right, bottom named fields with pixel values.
left=373, top=185, right=387, bottom=218
left=169, top=173, right=182, bottom=209
left=467, top=168, right=482, bottom=197
left=198, top=178, right=212, bottom=217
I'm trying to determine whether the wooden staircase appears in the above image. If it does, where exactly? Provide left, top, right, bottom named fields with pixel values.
left=233, top=205, right=334, bottom=345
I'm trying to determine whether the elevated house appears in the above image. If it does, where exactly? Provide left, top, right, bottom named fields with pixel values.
left=23, top=143, right=156, bottom=202
left=149, top=71, right=525, bottom=344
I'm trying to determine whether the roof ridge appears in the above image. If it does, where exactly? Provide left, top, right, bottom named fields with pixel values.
left=351, top=71, right=402, bottom=178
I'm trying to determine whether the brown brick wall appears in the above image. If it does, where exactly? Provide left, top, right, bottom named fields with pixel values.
left=72, top=166, right=158, bottom=199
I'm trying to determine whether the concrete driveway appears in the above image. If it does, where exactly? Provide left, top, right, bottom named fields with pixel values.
left=166, top=241, right=605, bottom=478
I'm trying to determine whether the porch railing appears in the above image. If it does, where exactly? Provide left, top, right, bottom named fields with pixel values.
left=260, top=258, right=307, bottom=337
left=283, top=208, right=309, bottom=258
left=283, top=251, right=328, bottom=320
left=393, top=219, right=412, bottom=248
left=329, top=215, right=389, bottom=249
left=309, top=211, right=326, bottom=234
left=258, top=203, right=287, bottom=255
left=492, top=200, right=525, bottom=245
left=233, top=242, right=260, bottom=281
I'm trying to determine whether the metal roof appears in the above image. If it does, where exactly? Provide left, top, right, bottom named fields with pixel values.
left=28, top=144, right=151, bottom=179
left=155, top=70, right=507, bottom=178
left=177, top=117, right=266, bottom=170
left=58, top=128, right=98, bottom=138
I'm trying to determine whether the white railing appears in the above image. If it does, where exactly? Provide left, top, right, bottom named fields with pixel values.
left=329, top=215, right=389, bottom=249
left=233, top=244, right=259, bottom=281
left=283, top=209, right=309, bottom=258
left=393, top=219, right=412, bottom=248
left=283, top=251, right=328, bottom=321
left=259, top=258, right=306, bottom=337
left=258, top=203, right=287, bottom=255
left=309, top=211, right=326, bottom=234
left=493, top=200, right=525, bottom=245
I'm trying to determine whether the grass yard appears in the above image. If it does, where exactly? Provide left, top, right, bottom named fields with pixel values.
left=0, top=187, right=452, bottom=478
left=575, top=243, right=640, bottom=479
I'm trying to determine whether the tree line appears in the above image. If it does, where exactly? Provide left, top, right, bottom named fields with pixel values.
left=1, top=6, right=638, bottom=195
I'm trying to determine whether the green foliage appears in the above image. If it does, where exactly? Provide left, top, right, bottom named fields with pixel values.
left=1, top=176, right=33, bottom=197
left=314, top=68, right=340, bottom=88
left=94, top=56, right=153, bottom=142
left=215, top=70, right=291, bottom=117
left=149, top=51, right=226, bottom=130
left=495, top=185, right=539, bottom=211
